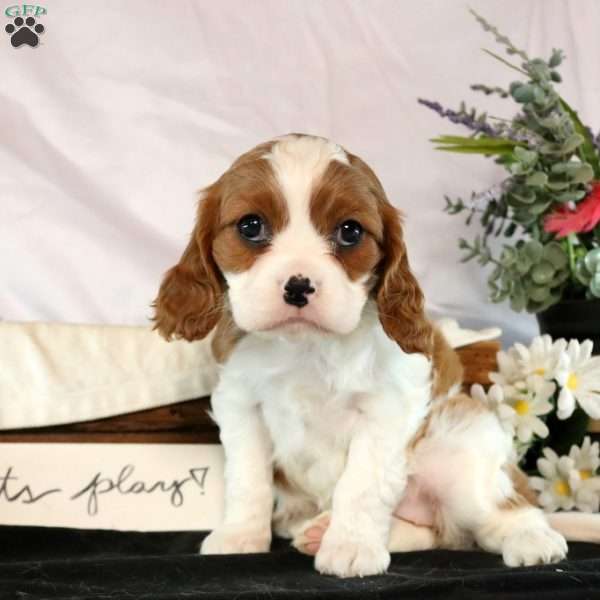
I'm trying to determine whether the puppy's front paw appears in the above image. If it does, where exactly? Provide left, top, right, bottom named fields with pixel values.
left=502, top=527, right=567, bottom=567
left=200, top=523, right=271, bottom=555
left=315, top=525, right=390, bottom=578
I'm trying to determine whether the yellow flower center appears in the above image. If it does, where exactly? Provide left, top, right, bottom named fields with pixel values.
left=567, top=373, right=579, bottom=391
left=554, top=479, right=571, bottom=497
left=580, top=470, right=592, bottom=480
left=514, top=399, right=530, bottom=415
left=534, top=368, right=546, bottom=376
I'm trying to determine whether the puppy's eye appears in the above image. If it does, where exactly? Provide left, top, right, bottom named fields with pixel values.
left=237, top=214, right=269, bottom=243
left=335, top=220, right=363, bottom=247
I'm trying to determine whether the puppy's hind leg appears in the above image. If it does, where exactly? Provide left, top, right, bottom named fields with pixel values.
left=418, top=397, right=567, bottom=566
left=474, top=504, right=567, bottom=567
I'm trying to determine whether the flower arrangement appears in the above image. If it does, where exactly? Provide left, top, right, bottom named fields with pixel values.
left=472, top=334, right=600, bottom=512
left=420, top=10, right=600, bottom=313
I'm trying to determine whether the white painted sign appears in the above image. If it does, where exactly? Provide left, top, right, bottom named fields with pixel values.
left=0, top=444, right=225, bottom=531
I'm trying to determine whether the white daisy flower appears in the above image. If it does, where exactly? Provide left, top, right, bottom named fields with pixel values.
left=529, top=448, right=577, bottom=512
left=569, top=471, right=600, bottom=513
left=530, top=445, right=600, bottom=513
left=567, top=437, right=600, bottom=512
left=502, top=375, right=555, bottom=443
left=554, top=339, right=600, bottom=420
left=511, top=335, right=566, bottom=381
left=569, top=436, right=600, bottom=478
left=489, top=336, right=565, bottom=387
left=489, top=348, right=523, bottom=387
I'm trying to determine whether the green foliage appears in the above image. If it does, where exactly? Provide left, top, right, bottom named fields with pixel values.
left=468, top=8, right=529, bottom=62
left=423, top=10, right=600, bottom=312
left=559, top=98, right=600, bottom=177
left=470, top=83, right=509, bottom=98
left=575, top=248, right=600, bottom=298
left=431, top=135, right=522, bottom=155
left=462, top=239, right=569, bottom=312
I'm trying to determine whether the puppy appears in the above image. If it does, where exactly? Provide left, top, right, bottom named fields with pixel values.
left=154, top=134, right=591, bottom=577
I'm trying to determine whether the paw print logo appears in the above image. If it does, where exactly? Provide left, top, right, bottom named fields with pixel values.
left=5, top=16, right=45, bottom=48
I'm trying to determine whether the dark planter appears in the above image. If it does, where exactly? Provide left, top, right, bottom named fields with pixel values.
left=536, top=298, right=600, bottom=355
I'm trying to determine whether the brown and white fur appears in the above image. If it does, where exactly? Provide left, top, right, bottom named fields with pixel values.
left=153, top=134, right=597, bottom=577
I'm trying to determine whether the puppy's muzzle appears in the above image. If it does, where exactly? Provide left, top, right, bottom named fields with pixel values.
left=283, top=275, right=315, bottom=308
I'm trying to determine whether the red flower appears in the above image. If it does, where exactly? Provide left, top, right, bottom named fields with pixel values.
left=544, top=182, right=600, bottom=238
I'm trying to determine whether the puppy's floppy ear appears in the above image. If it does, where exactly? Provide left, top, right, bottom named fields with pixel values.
left=375, top=201, right=433, bottom=356
left=152, top=184, right=224, bottom=341
left=346, top=151, right=433, bottom=356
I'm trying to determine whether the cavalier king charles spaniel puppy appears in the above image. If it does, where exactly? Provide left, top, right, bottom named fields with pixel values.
left=153, top=134, right=584, bottom=577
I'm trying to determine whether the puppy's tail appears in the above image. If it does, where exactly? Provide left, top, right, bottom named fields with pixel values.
left=547, top=512, right=600, bottom=543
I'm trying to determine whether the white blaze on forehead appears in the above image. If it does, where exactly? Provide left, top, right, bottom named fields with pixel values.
left=263, top=135, right=349, bottom=221
left=262, top=135, right=349, bottom=254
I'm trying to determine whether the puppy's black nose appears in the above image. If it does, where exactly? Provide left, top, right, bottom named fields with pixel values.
left=283, top=275, right=315, bottom=308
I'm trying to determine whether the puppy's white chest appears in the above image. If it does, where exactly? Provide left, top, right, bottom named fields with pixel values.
left=217, top=313, right=432, bottom=509
left=262, top=377, right=362, bottom=506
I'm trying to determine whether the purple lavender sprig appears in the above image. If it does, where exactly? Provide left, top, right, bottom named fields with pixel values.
left=418, top=98, right=499, bottom=137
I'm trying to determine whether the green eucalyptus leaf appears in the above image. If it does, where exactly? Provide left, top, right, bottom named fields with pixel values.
left=543, top=243, right=569, bottom=268
left=514, top=146, right=538, bottom=164
left=538, top=142, right=563, bottom=156
left=548, top=49, right=564, bottom=68
left=526, top=172, right=548, bottom=186
left=584, top=248, right=600, bottom=272
left=512, top=84, right=535, bottom=103
left=510, top=283, right=527, bottom=312
left=575, top=258, right=592, bottom=285
left=533, top=86, right=547, bottom=105
left=516, top=256, right=532, bottom=275
left=524, top=240, right=544, bottom=263
left=550, top=163, right=566, bottom=174
left=531, top=261, right=556, bottom=284
left=509, top=162, right=533, bottom=176
left=561, top=134, right=584, bottom=154
left=528, top=59, right=551, bottom=80
left=569, top=164, right=594, bottom=184
left=509, top=188, right=537, bottom=204
left=529, top=284, right=551, bottom=302
left=546, top=180, right=571, bottom=191
left=538, top=114, right=561, bottom=129
left=528, top=200, right=553, bottom=215
left=509, top=81, right=523, bottom=94
left=553, top=189, right=587, bottom=203
left=500, top=247, right=517, bottom=266
left=590, top=273, right=600, bottom=298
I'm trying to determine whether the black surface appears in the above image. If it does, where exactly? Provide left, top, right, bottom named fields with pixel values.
left=1, top=526, right=600, bottom=599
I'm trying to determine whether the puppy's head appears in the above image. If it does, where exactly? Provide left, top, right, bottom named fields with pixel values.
left=153, top=134, right=432, bottom=355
